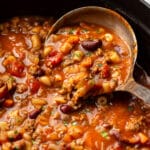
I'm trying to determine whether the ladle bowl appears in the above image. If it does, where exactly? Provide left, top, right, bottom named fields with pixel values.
left=45, top=6, right=150, bottom=104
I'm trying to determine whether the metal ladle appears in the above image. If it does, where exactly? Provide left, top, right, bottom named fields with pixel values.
left=45, top=6, right=150, bottom=104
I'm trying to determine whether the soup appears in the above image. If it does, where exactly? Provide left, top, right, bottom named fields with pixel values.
left=0, top=16, right=149, bottom=150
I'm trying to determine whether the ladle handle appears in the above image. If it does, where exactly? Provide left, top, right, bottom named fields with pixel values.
left=124, top=78, right=150, bottom=105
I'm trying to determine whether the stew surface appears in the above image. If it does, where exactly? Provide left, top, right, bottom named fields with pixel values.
left=0, top=17, right=150, bottom=150
left=45, top=22, right=131, bottom=107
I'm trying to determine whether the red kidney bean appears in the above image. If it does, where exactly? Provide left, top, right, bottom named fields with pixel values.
left=29, top=109, right=41, bottom=119
left=34, top=69, right=45, bottom=77
left=60, top=104, right=74, bottom=114
left=81, top=39, right=102, bottom=51
left=45, top=52, right=63, bottom=67
left=0, top=83, right=8, bottom=99
left=8, top=133, right=22, bottom=142
left=102, top=123, right=112, bottom=129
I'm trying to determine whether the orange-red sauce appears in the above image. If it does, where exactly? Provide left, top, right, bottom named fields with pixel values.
left=0, top=16, right=149, bottom=150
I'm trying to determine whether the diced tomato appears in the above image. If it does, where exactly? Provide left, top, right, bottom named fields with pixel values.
left=7, top=61, right=25, bottom=77
left=101, top=64, right=110, bottom=78
left=27, top=78, right=40, bottom=94
left=45, top=52, right=63, bottom=67
left=49, top=50, right=58, bottom=57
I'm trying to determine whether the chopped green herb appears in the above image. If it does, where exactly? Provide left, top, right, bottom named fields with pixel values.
left=74, top=53, right=81, bottom=58
left=8, top=76, right=15, bottom=82
left=86, top=52, right=92, bottom=56
left=32, top=139, right=35, bottom=144
left=97, top=63, right=103, bottom=67
left=82, top=108, right=91, bottom=113
left=41, top=106, right=46, bottom=111
left=72, top=121, right=78, bottom=126
left=50, top=110, right=55, bottom=116
left=14, top=147, right=19, bottom=150
left=16, top=118, right=22, bottom=123
left=88, top=80, right=95, bottom=86
left=55, top=141, right=60, bottom=145
left=81, top=29, right=88, bottom=33
left=69, top=28, right=75, bottom=34
left=58, top=29, right=66, bottom=34
left=128, top=106, right=134, bottom=112
left=96, top=29, right=100, bottom=33
left=101, top=131, right=109, bottom=139
left=63, top=120, right=68, bottom=126
left=89, top=37, right=94, bottom=40
left=114, top=65, right=119, bottom=68
left=14, top=130, right=18, bottom=134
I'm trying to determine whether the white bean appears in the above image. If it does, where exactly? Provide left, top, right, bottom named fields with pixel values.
left=104, top=33, right=113, bottom=42
left=31, top=34, right=41, bottom=50
left=39, top=76, right=51, bottom=86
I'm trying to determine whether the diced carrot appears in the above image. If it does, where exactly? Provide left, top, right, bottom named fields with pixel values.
left=138, top=132, right=148, bottom=143
left=3, top=99, right=14, bottom=107
left=63, top=134, right=72, bottom=143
